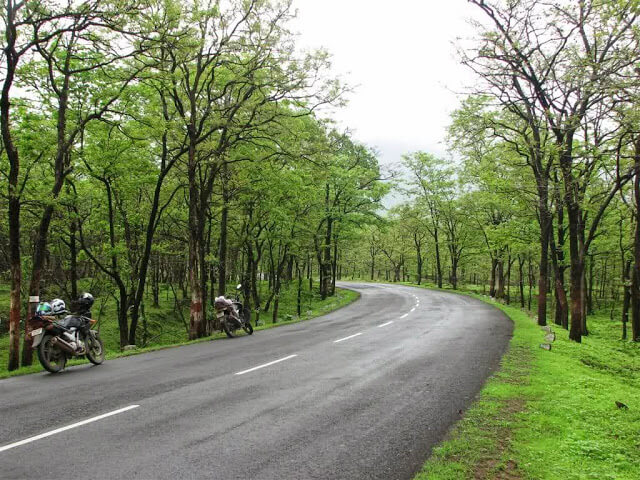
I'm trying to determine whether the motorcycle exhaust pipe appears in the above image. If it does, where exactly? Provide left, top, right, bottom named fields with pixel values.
left=51, top=336, right=76, bottom=354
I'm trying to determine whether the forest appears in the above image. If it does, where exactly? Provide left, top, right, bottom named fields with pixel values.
left=1, top=0, right=639, bottom=376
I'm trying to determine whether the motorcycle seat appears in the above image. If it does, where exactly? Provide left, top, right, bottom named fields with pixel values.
left=58, top=315, right=85, bottom=329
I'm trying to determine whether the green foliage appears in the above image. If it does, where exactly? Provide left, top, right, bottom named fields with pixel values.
left=412, top=287, right=640, bottom=480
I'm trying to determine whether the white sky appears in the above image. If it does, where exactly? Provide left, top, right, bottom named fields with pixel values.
left=292, top=0, right=478, bottom=169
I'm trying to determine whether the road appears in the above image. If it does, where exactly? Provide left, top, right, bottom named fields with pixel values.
left=0, top=283, right=512, bottom=480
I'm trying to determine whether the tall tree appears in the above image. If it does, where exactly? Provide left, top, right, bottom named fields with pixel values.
left=466, top=0, right=640, bottom=339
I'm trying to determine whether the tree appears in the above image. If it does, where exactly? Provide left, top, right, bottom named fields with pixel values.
left=403, top=152, right=454, bottom=288
left=466, top=0, right=640, bottom=340
left=1, top=0, right=101, bottom=370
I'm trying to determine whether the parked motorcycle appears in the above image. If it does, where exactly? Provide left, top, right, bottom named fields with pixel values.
left=30, top=293, right=105, bottom=373
left=214, top=285, right=253, bottom=338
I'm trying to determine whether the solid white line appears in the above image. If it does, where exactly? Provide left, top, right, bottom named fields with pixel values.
left=400, top=313, right=409, bottom=319
left=378, top=321, right=394, bottom=328
left=235, top=354, right=298, bottom=375
left=0, top=405, right=140, bottom=453
left=334, top=332, right=363, bottom=343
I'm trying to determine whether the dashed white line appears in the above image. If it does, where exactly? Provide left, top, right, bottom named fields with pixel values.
left=378, top=321, right=394, bottom=328
left=410, top=307, right=416, bottom=312
left=235, top=354, right=298, bottom=375
left=0, top=405, right=140, bottom=453
left=400, top=313, right=409, bottom=319
left=334, top=332, right=363, bottom=343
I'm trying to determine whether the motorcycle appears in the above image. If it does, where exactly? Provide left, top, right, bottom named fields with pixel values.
left=30, top=304, right=105, bottom=374
left=214, top=284, right=253, bottom=338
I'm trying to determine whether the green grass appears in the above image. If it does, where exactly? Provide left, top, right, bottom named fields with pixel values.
left=399, top=283, right=640, bottom=480
left=0, top=282, right=359, bottom=379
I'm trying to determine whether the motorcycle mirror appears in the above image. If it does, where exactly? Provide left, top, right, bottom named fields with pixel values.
left=236, top=284, right=242, bottom=290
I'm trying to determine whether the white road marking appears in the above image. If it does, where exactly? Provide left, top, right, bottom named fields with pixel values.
left=378, top=321, right=394, bottom=328
left=235, top=354, right=298, bottom=375
left=334, top=332, right=363, bottom=343
left=400, top=313, right=409, bottom=319
left=0, top=405, right=140, bottom=453
left=410, top=308, right=416, bottom=312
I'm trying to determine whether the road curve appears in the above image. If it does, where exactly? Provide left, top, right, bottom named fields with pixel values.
left=0, top=283, right=512, bottom=480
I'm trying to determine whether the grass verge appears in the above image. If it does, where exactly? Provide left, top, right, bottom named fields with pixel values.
left=405, top=284, right=640, bottom=480
left=0, top=285, right=359, bottom=380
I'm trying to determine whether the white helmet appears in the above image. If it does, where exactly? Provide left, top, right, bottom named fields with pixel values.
left=50, top=298, right=67, bottom=315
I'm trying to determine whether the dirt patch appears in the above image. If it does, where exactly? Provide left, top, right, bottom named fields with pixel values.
left=469, top=342, right=533, bottom=479
left=471, top=397, right=526, bottom=479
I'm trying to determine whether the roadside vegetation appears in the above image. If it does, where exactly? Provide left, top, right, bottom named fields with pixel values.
left=405, top=282, right=640, bottom=480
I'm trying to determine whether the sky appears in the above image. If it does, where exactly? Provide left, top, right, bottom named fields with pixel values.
left=291, top=0, right=478, bottom=170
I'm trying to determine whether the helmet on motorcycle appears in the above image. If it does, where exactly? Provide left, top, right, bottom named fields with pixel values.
left=74, top=292, right=94, bottom=313
left=50, top=298, right=67, bottom=315
left=36, top=302, right=52, bottom=315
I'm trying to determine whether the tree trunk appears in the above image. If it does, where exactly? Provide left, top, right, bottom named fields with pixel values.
left=297, top=260, right=302, bottom=317
left=272, top=245, right=289, bottom=324
left=198, top=218, right=208, bottom=336
left=451, top=257, right=458, bottom=290
left=320, top=215, right=333, bottom=299
left=632, top=137, right=640, bottom=341
left=2, top=5, right=22, bottom=371
left=152, top=257, right=160, bottom=307
left=117, top=283, right=129, bottom=348
left=567, top=199, right=585, bottom=342
left=69, top=217, right=78, bottom=299
left=622, top=259, right=631, bottom=340
left=518, top=255, right=525, bottom=308
left=496, top=258, right=505, bottom=299
left=490, top=257, right=498, bottom=297
left=218, top=176, right=229, bottom=296
left=538, top=202, right=551, bottom=327
left=188, top=140, right=204, bottom=339
left=506, top=254, right=512, bottom=304
left=550, top=235, right=569, bottom=329
left=528, top=256, right=533, bottom=311
left=331, top=233, right=338, bottom=296
left=434, top=227, right=442, bottom=288
left=588, top=255, right=596, bottom=313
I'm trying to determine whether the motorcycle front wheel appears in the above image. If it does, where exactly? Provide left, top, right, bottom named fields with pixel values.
left=38, top=335, right=67, bottom=373
left=242, top=321, right=253, bottom=335
left=86, top=332, right=105, bottom=365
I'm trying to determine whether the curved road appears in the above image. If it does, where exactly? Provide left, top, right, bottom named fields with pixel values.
left=0, top=283, right=512, bottom=479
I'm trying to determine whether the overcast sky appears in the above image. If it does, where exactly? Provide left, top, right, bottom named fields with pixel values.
left=291, top=1, right=478, bottom=170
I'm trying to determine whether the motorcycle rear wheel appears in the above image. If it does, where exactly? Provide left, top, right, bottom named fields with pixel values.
left=86, top=332, right=105, bottom=365
left=242, top=321, right=253, bottom=335
left=38, top=335, right=67, bottom=373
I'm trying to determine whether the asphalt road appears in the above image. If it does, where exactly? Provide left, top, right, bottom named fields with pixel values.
left=0, top=283, right=512, bottom=480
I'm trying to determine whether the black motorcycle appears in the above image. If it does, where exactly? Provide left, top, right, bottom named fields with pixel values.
left=215, top=284, right=254, bottom=338
left=31, top=307, right=105, bottom=373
